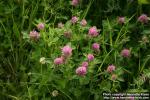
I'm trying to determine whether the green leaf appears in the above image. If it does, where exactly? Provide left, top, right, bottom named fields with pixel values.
left=117, top=77, right=124, bottom=82
left=99, top=80, right=111, bottom=91
left=138, top=0, right=150, bottom=4
left=141, top=30, right=150, bottom=35
left=22, top=31, right=29, bottom=39
left=65, top=21, right=71, bottom=29
left=74, top=89, right=81, bottom=97
left=55, top=79, right=66, bottom=89
left=13, top=23, right=20, bottom=39
left=143, top=68, right=150, bottom=78
left=79, top=77, right=90, bottom=85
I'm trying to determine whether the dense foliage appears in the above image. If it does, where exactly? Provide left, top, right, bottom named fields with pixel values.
left=0, top=0, right=150, bottom=100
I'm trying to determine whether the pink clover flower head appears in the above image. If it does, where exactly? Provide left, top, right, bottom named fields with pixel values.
left=71, top=16, right=78, bottom=24
left=121, top=48, right=130, bottom=58
left=88, top=26, right=99, bottom=37
left=107, top=65, right=116, bottom=73
left=29, top=30, right=40, bottom=40
left=138, top=14, right=149, bottom=23
left=62, top=45, right=72, bottom=57
left=87, top=54, right=94, bottom=61
left=71, top=0, right=79, bottom=6
left=58, top=22, right=64, bottom=28
left=81, top=61, right=88, bottom=68
left=64, top=31, right=71, bottom=38
left=37, top=23, right=45, bottom=30
left=80, top=19, right=87, bottom=26
left=76, top=66, right=87, bottom=76
left=111, top=74, right=117, bottom=80
left=118, top=17, right=125, bottom=24
left=54, top=57, right=63, bottom=65
left=92, top=43, right=100, bottom=51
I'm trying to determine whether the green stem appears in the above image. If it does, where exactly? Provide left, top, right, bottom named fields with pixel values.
left=82, top=0, right=94, bottom=19
left=97, top=49, right=114, bottom=72
left=139, top=55, right=150, bottom=73
left=27, top=84, right=32, bottom=100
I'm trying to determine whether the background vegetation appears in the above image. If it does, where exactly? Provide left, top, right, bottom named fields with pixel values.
left=0, top=0, right=150, bottom=99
